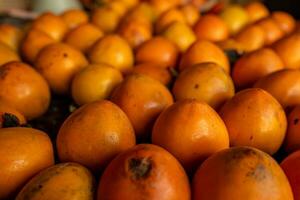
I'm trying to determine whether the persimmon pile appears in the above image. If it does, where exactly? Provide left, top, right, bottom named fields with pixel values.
left=0, top=0, right=300, bottom=199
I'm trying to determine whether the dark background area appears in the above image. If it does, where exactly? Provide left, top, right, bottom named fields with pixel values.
left=265, top=0, right=300, bottom=19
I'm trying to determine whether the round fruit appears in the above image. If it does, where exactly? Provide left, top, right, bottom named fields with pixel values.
left=245, top=1, right=269, bottom=23
left=110, top=74, right=173, bottom=140
left=235, top=24, right=266, bottom=52
left=272, top=33, right=300, bottom=69
left=35, top=43, right=88, bottom=94
left=220, top=5, right=249, bottom=34
left=193, top=146, right=293, bottom=200
left=219, top=88, right=287, bottom=155
left=162, top=21, right=196, bottom=52
left=180, top=3, right=200, bottom=26
left=91, top=6, right=121, bottom=33
left=194, top=14, right=229, bottom=42
left=284, top=106, right=300, bottom=153
left=31, top=12, right=68, bottom=41
left=127, top=2, right=157, bottom=24
left=0, top=42, right=20, bottom=65
left=254, top=69, right=300, bottom=108
left=57, top=100, right=135, bottom=172
left=0, top=61, right=50, bottom=119
left=173, top=62, right=234, bottom=109
left=97, top=144, right=190, bottom=200
left=281, top=150, right=300, bottom=200
left=233, top=48, right=284, bottom=88
left=0, top=24, right=22, bottom=51
left=179, top=40, right=230, bottom=73
left=152, top=99, right=229, bottom=171
left=256, top=17, right=284, bottom=45
left=149, top=0, right=180, bottom=16
left=0, top=127, right=54, bottom=199
left=64, top=23, right=104, bottom=53
left=155, top=8, right=185, bottom=33
left=16, top=163, right=95, bottom=200
left=60, top=9, right=89, bottom=29
left=71, top=64, right=123, bottom=105
left=21, top=29, right=55, bottom=63
left=88, top=34, right=134, bottom=74
left=135, top=36, right=178, bottom=68
left=131, top=63, right=172, bottom=85
left=0, top=101, right=26, bottom=128
left=271, top=11, right=296, bottom=35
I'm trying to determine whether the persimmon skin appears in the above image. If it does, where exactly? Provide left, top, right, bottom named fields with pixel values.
left=284, top=106, right=300, bottom=153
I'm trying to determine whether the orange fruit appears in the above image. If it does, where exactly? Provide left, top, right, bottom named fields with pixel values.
left=244, top=1, right=269, bottom=23
left=148, top=0, right=181, bottom=16
left=64, top=23, right=104, bottom=53
left=118, top=17, right=153, bottom=49
left=131, top=62, right=172, bottom=85
left=108, top=0, right=129, bottom=17
left=16, top=163, right=95, bottom=200
left=60, top=9, right=89, bottom=29
left=57, top=100, right=136, bottom=172
left=179, top=40, right=230, bottom=73
left=271, top=11, right=296, bottom=35
left=110, top=74, right=173, bottom=140
left=155, top=8, right=186, bottom=33
left=97, top=144, right=190, bottom=200
left=173, top=62, right=234, bottom=109
left=284, top=106, right=300, bottom=153
left=135, top=36, right=178, bottom=68
left=235, top=24, right=266, bottom=52
left=0, top=24, right=22, bottom=51
left=21, top=29, right=55, bottom=63
left=91, top=6, right=121, bottom=33
left=0, top=61, right=50, bottom=120
left=152, top=99, right=229, bottom=171
left=273, top=33, right=300, bottom=69
left=219, top=88, right=287, bottom=155
left=232, top=48, right=284, bottom=88
left=194, top=14, right=229, bottom=42
left=281, top=150, right=300, bottom=200
left=0, top=127, right=54, bottom=199
left=162, top=21, right=196, bottom=52
left=31, top=12, right=68, bottom=41
left=256, top=17, right=284, bottom=45
left=71, top=63, right=123, bottom=105
left=254, top=69, right=300, bottom=108
left=127, top=2, right=157, bottom=24
left=193, top=146, right=293, bottom=200
left=180, top=3, right=200, bottom=26
left=35, top=43, right=88, bottom=94
left=88, top=34, right=134, bottom=74
left=0, top=42, right=20, bottom=65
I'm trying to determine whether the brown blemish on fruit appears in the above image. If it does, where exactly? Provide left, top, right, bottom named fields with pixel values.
left=129, top=157, right=152, bottom=180
left=294, top=118, right=299, bottom=125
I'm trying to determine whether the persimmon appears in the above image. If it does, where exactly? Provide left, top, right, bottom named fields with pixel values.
left=71, top=63, right=123, bottom=105
left=271, top=11, right=296, bottom=35
left=57, top=100, right=136, bottom=172
left=152, top=99, right=229, bottom=171
left=281, top=150, right=300, bottom=200
left=244, top=1, right=269, bottom=23
left=194, top=14, right=229, bottom=42
left=91, top=6, right=121, bottom=33
left=131, top=63, right=172, bottom=85
left=155, top=8, right=186, bottom=33
left=88, top=34, right=134, bottom=74
left=179, top=40, right=230, bottom=73
left=284, top=106, right=300, bottom=153
left=0, top=101, right=26, bottom=128
left=0, top=42, right=20, bottom=65
left=233, top=48, right=284, bottom=88
left=254, top=69, right=300, bottom=108
left=16, top=163, right=95, bottom=200
left=219, top=88, right=287, bottom=155
left=0, top=61, right=50, bottom=120
left=193, top=146, right=293, bottom=200
left=110, top=74, right=173, bottom=140
left=31, top=12, right=68, bottom=41
left=97, top=144, right=190, bottom=200
left=60, top=9, right=89, bottom=29
left=64, top=23, right=104, bottom=53
left=148, top=0, right=181, bottom=16
left=135, top=36, right=178, bottom=68
left=173, top=62, right=234, bottom=109
left=0, top=24, right=22, bottom=51
left=180, top=3, right=200, bottom=26
left=128, top=2, right=157, bottom=24
left=35, top=43, right=88, bottom=94
left=256, top=17, right=284, bottom=45
left=0, top=127, right=54, bottom=199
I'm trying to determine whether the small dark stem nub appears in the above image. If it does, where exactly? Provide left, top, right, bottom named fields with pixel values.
left=129, top=157, right=152, bottom=180
left=2, top=113, right=20, bottom=128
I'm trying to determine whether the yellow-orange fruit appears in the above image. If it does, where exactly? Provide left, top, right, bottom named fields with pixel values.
left=61, top=9, right=89, bottom=29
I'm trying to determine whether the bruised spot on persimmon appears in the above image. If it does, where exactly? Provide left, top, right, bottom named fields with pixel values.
left=128, top=157, right=152, bottom=180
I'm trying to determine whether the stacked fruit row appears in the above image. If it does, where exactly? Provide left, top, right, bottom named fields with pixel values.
left=0, top=0, right=300, bottom=199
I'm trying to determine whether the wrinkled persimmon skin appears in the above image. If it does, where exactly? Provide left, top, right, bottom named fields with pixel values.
left=97, top=144, right=191, bottom=200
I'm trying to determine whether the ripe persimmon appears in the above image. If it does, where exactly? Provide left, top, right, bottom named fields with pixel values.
left=0, top=42, right=20, bottom=65
left=284, top=105, right=300, bottom=153
left=256, top=17, right=284, bottom=45
left=60, top=9, right=89, bottom=29
left=244, top=1, right=269, bottom=23
left=0, top=24, right=22, bottom=51
left=271, top=11, right=296, bottom=35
